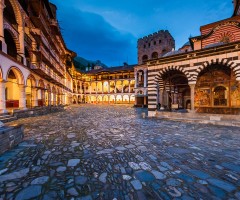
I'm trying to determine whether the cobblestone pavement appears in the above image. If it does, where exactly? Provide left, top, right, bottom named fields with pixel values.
left=0, top=104, right=240, bottom=200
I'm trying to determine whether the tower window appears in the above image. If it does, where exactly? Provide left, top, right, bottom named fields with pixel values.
left=154, top=41, right=156, bottom=45
left=159, top=40, right=162, bottom=44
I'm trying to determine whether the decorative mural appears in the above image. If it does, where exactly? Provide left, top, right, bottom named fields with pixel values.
left=231, top=83, right=240, bottom=107
left=194, top=89, right=211, bottom=107
left=195, top=68, right=231, bottom=107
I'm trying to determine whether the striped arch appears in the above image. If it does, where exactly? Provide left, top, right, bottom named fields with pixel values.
left=8, top=0, right=24, bottom=27
left=154, top=65, right=190, bottom=89
left=26, top=74, right=37, bottom=87
left=193, top=58, right=240, bottom=82
left=38, top=79, right=45, bottom=89
left=3, top=26, right=20, bottom=53
left=46, top=84, right=51, bottom=92
left=6, top=66, right=24, bottom=85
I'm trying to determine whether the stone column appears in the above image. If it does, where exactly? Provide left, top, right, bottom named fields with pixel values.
left=102, top=82, right=104, bottom=94
left=108, top=81, right=110, bottom=93
left=89, top=83, right=92, bottom=94
left=128, top=80, right=131, bottom=93
left=18, top=26, right=26, bottom=65
left=0, top=1, right=6, bottom=53
left=19, top=84, right=27, bottom=109
left=32, top=88, right=38, bottom=107
left=144, top=96, right=147, bottom=106
left=121, top=81, right=124, bottom=93
left=189, top=84, right=196, bottom=111
left=160, top=89, right=164, bottom=110
left=61, top=93, right=65, bottom=105
left=80, top=82, right=82, bottom=94
left=134, top=71, right=137, bottom=88
left=114, top=81, right=117, bottom=93
left=75, top=84, right=78, bottom=94
left=48, top=91, right=52, bottom=106
left=42, top=89, right=45, bottom=106
left=31, top=42, right=38, bottom=67
left=95, top=82, right=98, bottom=94
left=53, top=93, right=57, bottom=106
left=0, top=80, right=7, bottom=113
left=144, top=69, right=147, bottom=88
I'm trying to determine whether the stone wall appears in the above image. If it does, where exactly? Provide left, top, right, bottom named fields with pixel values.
left=13, top=105, right=65, bottom=119
left=0, top=125, right=24, bottom=154
left=137, top=30, right=175, bottom=64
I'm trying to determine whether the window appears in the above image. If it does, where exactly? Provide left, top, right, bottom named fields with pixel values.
left=154, top=41, right=156, bottom=45
left=159, top=40, right=162, bottom=44
left=213, top=86, right=227, bottom=106
left=148, top=43, right=150, bottom=47
left=152, top=52, right=158, bottom=59
left=142, top=55, right=148, bottom=62
left=144, top=45, right=146, bottom=48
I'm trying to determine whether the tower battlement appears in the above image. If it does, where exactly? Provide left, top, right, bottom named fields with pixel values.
left=137, top=30, right=170, bottom=41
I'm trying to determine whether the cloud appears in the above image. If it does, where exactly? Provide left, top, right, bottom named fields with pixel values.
left=51, top=0, right=233, bottom=65
left=52, top=1, right=137, bottom=66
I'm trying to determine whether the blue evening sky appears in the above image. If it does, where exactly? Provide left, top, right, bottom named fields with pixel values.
left=50, top=0, right=233, bottom=66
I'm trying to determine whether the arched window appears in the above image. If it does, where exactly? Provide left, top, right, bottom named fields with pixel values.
left=4, top=29, right=17, bottom=59
left=213, top=86, right=227, bottom=106
left=25, top=47, right=31, bottom=68
left=137, top=90, right=143, bottom=95
left=4, top=0, right=17, bottom=25
left=152, top=52, right=158, bottom=59
left=142, top=55, right=148, bottom=63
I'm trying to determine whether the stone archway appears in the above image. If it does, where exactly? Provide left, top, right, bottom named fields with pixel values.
left=45, top=84, right=51, bottom=106
left=38, top=79, right=45, bottom=106
left=6, top=67, right=24, bottom=109
left=52, top=86, right=56, bottom=105
left=195, top=63, right=240, bottom=114
left=103, top=95, right=108, bottom=103
left=4, top=29, right=18, bottom=59
left=109, top=95, right=115, bottom=103
left=156, top=69, right=189, bottom=110
left=26, top=74, right=36, bottom=108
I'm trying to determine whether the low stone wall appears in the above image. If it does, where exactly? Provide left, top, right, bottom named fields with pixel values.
left=13, top=105, right=65, bottom=119
left=0, top=125, right=24, bottom=154
left=156, top=111, right=240, bottom=127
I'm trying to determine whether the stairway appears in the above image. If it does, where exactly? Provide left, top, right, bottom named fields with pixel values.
left=0, top=113, right=17, bottom=123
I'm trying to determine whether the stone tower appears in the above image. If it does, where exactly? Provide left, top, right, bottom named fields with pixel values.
left=137, top=30, right=175, bottom=64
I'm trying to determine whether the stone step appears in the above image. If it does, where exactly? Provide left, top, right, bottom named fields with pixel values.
left=0, top=115, right=17, bottom=123
left=157, top=116, right=240, bottom=127
left=0, top=114, right=11, bottom=118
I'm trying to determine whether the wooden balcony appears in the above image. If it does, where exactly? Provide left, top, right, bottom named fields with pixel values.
left=30, top=62, right=65, bottom=87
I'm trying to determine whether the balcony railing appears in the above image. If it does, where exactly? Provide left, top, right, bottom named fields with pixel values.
left=40, top=45, right=49, bottom=60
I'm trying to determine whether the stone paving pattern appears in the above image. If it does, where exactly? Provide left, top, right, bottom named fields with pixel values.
left=0, top=105, right=240, bottom=200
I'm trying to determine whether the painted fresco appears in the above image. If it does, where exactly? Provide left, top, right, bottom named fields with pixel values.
left=231, top=83, right=240, bottom=107
left=195, top=69, right=231, bottom=107
left=194, top=89, right=211, bottom=107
